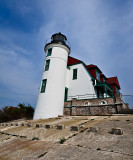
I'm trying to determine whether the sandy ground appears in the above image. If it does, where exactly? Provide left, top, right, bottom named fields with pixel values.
left=0, top=115, right=133, bottom=160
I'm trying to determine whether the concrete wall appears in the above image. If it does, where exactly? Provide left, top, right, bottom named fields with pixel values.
left=64, top=105, right=118, bottom=116
left=64, top=94, right=124, bottom=116
left=64, top=97, right=115, bottom=107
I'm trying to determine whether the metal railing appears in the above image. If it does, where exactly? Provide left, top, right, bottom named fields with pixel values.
left=45, top=38, right=71, bottom=49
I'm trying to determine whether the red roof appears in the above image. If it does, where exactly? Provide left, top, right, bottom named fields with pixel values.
left=100, top=73, right=107, bottom=79
left=87, top=64, right=96, bottom=68
left=107, top=77, right=120, bottom=89
left=87, top=64, right=102, bottom=73
left=67, top=56, right=121, bottom=89
left=67, top=56, right=81, bottom=66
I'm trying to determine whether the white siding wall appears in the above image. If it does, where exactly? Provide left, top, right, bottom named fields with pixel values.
left=66, top=63, right=97, bottom=100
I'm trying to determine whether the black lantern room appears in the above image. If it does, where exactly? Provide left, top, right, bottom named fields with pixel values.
left=45, top=32, right=70, bottom=50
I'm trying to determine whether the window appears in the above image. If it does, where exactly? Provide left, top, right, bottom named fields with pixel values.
left=41, top=79, right=47, bottom=93
left=45, top=60, right=50, bottom=71
left=73, top=69, right=77, bottom=80
left=100, top=101, right=106, bottom=105
left=47, top=48, right=52, bottom=56
left=96, top=70, right=100, bottom=81
left=64, top=88, right=68, bottom=101
left=116, top=87, right=119, bottom=94
left=84, top=102, right=89, bottom=106
left=103, top=78, right=106, bottom=82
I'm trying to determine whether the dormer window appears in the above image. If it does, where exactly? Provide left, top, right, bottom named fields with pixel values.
left=96, top=70, right=100, bottom=81
left=103, top=78, right=106, bottom=82
left=116, top=87, right=119, bottom=94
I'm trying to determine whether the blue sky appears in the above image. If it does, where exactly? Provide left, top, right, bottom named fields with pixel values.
left=0, top=0, right=133, bottom=108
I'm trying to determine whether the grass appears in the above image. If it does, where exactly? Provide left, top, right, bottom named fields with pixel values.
left=32, top=137, right=39, bottom=140
left=59, top=137, right=66, bottom=144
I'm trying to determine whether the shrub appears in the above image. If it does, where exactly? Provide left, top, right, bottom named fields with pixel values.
left=118, top=109, right=133, bottom=114
left=32, top=137, right=39, bottom=140
left=0, top=103, right=34, bottom=122
left=59, top=137, right=66, bottom=144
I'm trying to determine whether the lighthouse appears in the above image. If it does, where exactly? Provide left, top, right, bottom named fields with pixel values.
left=34, top=33, right=70, bottom=119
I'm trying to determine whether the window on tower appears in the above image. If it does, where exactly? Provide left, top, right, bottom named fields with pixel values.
left=73, top=69, right=77, bottom=80
left=45, top=59, right=50, bottom=71
left=47, top=48, right=52, bottom=56
left=41, top=79, right=47, bottom=93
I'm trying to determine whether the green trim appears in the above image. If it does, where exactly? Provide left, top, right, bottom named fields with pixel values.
left=41, top=79, right=47, bottom=93
left=96, top=67, right=101, bottom=73
left=64, top=100, right=71, bottom=102
left=64, top=106, right=72, bottom=108
left=73, top=68, right=77, bottom=80
left=96, top=82, right=113, bottom=92
left=67, top=66, right=70, bottom=70
left=115, top=93, right=120, bottom=95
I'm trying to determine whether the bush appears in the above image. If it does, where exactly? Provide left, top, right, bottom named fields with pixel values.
left=0, top=103, right=34, bottom=122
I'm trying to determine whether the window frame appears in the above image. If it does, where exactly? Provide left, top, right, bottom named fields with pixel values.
left=47, top=48, right=52, bottom=57
left=73, top=68, right=77, bottom=80
left=84, top=102, right=89, bottom=106
left=64, top=87, right=68, bottom=101
left=116, top=86, right=119, bottom=94
left=41, top=79, right=47, bottom=93
left=45, top=59, right=50, bottom=71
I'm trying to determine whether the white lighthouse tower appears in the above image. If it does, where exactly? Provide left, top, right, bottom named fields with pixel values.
left=34, top=33, right=70, bottom=119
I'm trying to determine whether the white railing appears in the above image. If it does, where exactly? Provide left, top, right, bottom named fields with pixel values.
left=67, top=93, right=113, bottom=101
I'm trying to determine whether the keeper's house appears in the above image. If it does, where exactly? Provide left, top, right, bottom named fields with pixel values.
left=65, top=56, right=120, bottom=101
left=64, top=55, right=127, bottom=116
